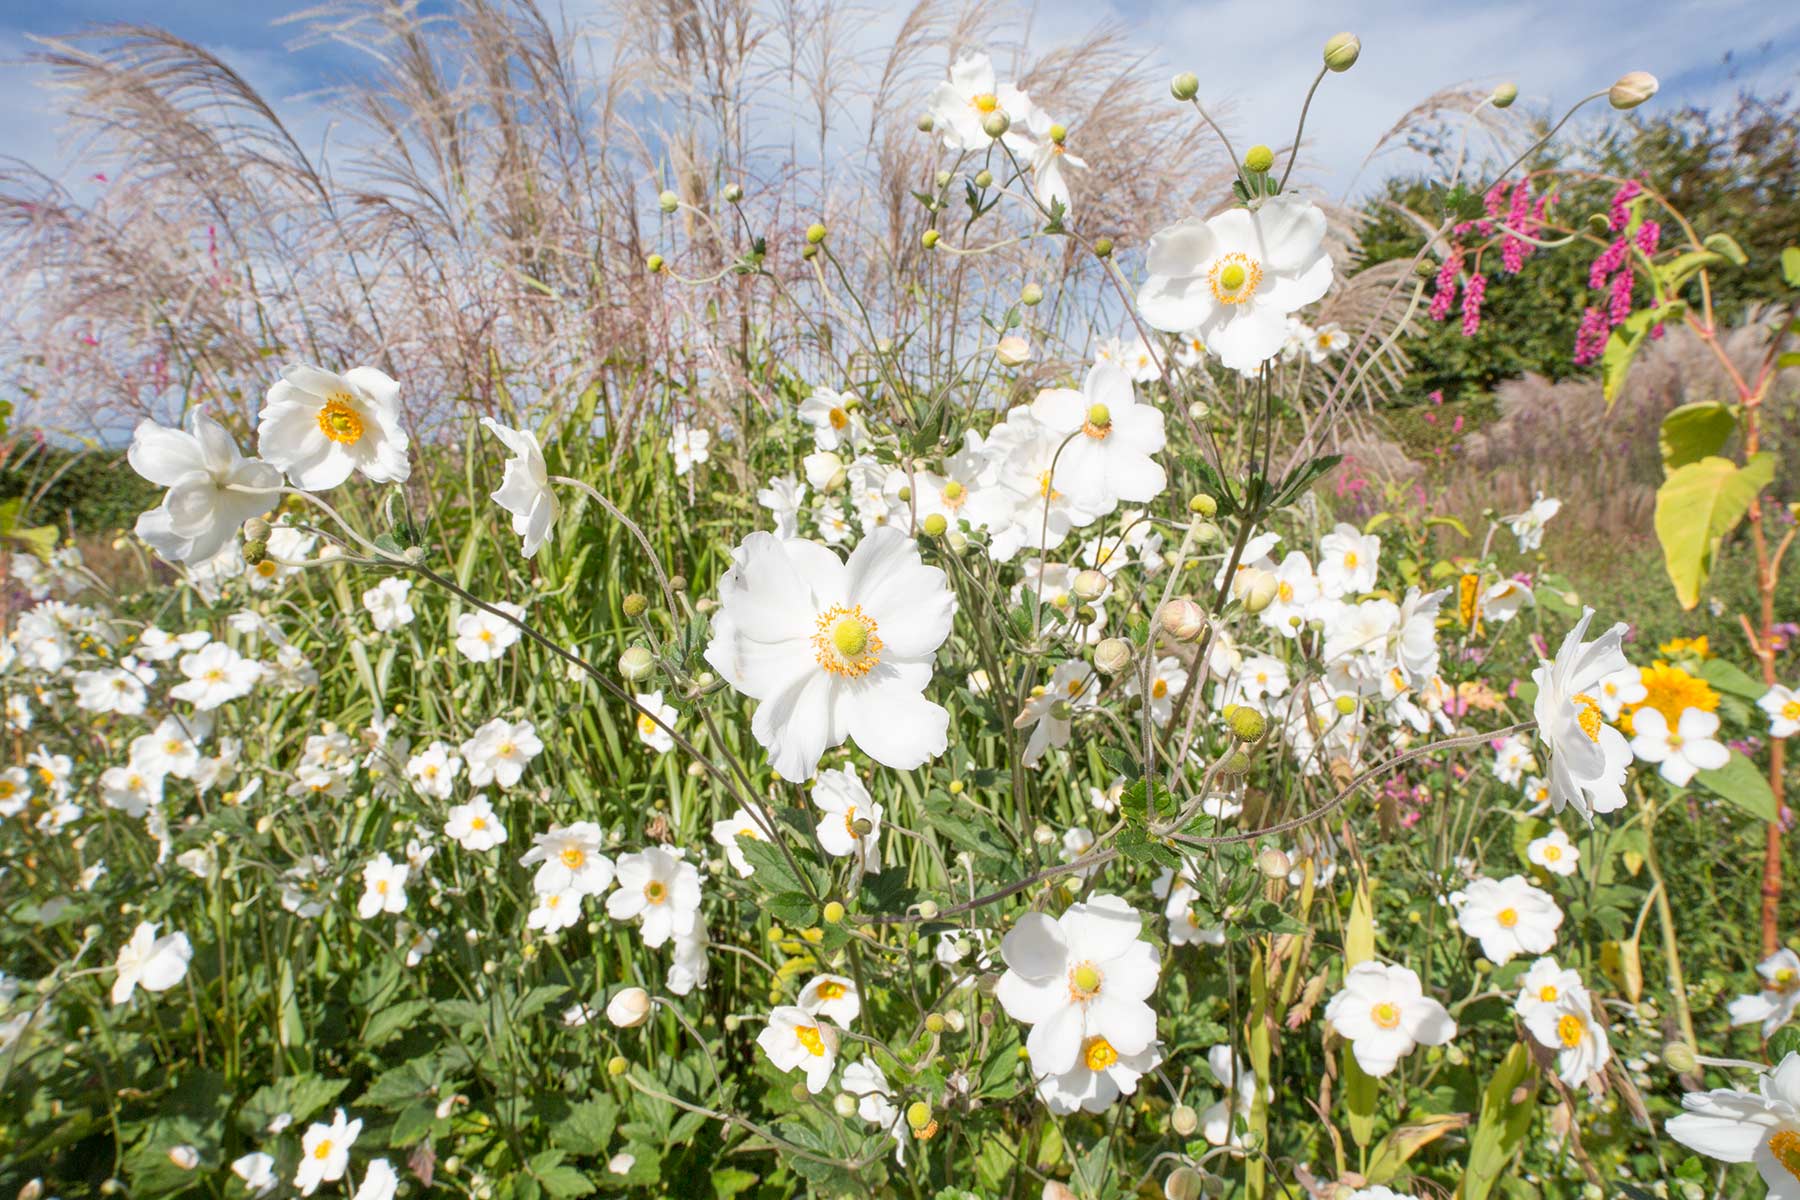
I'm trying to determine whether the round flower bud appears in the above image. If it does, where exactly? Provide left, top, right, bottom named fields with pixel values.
left=1662, top=1041, right=1698, bottom=1074
left=1165, top=1168, right=1206, bottom=1200
left=1219, top=749, right=1252, bottom=775
left=1170, top=1103, right=1199, bottom=1136
left=974, top=169, right=994, bottom=189
left=1238, top=568, right=1278, bottom=614
left=833, top=1092, right=858, bottom=1118
left=922, top=229, right=940, bottom=249
left=1048, top=123, right=1067, bottom=145
left=1093, top=638, right=1133, bottom=677
left=1244, top=144, right=1274, bottom=174
left=922, top=513, right=948, bottom=538
left=982, top=111, right=1010, bottom=139
left=1490, top=82, right=1518, bottom=109
left=1258, top=848, right=1292, bottom=879
left=1050, top=699, right=1074, bottom=721
left=822, top=900, right=846, bottom=924
left=622, top=592, right=648, bottom=617
left=916, top=900, right=939, bottom=920
left=167, top=1147, right=199, bottom=1171
left=242, top=538, right=269, bottom=566
left=658, top=189, right=679, bottom=213
left=243, top=517, right=271, bottom=543
left=801, top=242, right=818, bottom=260
left=607, top=1055, right=629, bottom=1076
left=1093, top=237, right=1114, bottom=258
left=1333, top=694, right=1356, bottom=715
left=1020, top=282, right=1044, bottom=306
left=946, top=530, right=968, bottom=554
left=906, top=1101, right=933, bottom=1132
left=1170, top=72, right=1200, bottom=101
left=1609, top=71, right=1659, bottom=110
left=668, top=574, right=688, bottom=592
left=916, top=113, right=935, bottom=133
left=1187, top=493, right=1217, bottom=517
left=618, top=646, right=656, bottom=681
left=1158, top=598, right=1205, bottom=642
left=935, top=169, right=952, bottom=187
left=925, top=1013, right=946, bottom=1034
left=1228, top=706, right=1267, bottom=744
left=724, top=182, right=744, bottom=203
left=645, top=253, right=665, bottom=274
left=995, top=334, right=1030, bottom=365
left=1072, top=569, right=1109, bottom=603
left=1032, top=824, right=1055, bottom=846
left=805, top=222, right=827, bottom=245
left=1323, top=32, right=1361, bottom=72
left=948, top=779, right=964, bottom=795
left=606, top=987, right=652, bottom=1028
left=944, top=1010, right=966, bottom=1033
left=896, top=486, right=912, bottom=503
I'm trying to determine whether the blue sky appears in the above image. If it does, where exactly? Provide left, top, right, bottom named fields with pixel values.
left=2, top=0, right=1797, bottom=194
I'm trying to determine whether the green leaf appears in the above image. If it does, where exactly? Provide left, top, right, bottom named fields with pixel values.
left=529, top=1150, right=596, bottom=1198
left=711, top=1169, right=759, bottom=1200
left=1702, top=232, right=1748, bottom=265
left=766, top=891, right=818, bottom=927
left=1602, top=303, right=1685, bottom=406
left=1342, top=1047, right=1378, bottom=1149
left=1699, top=658, right=1769, bottom=701
left=551, top=1098, right=618, bottom=1155
left=1652, top=453, right=1776, bottom=609
left=1658, top=402, right=1736, bottom=473
left=1695, top=751, right=1777, bottom=823
left=1783, top=246, right=1800, bottom=289
left=1654, top=249, right=1725, bottom=295
left=363, top=999, right=431, bottom=1047
left=1461, top=1042, right=1537, bottom=1200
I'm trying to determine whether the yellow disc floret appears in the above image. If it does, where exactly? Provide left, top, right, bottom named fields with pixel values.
left=316, top=396, right=365, bottom=445
left=1208, top=252, right=1263, bottom=305
left=813, top=605, right=883, bottom=677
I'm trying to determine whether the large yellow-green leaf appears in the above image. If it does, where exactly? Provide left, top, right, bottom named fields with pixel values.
left=1602, top=302, right=1685, bottom=407
left=1695, top=750, right=1778, bottom=823
left=1653, top=452, right=1776, bottom=609
left=1658, top=402, right=1735, bottom=473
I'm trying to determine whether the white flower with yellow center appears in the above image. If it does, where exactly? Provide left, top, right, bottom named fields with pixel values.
left=257, top=363, right=409, bottom=490
left=1512, top=956, right=1589, bottom=1024
left=757, top=1003, right=841, bottom=1094
left=1729, top=949, right=1800, bottom=1038
left=527, top=887, right=583, bottom=932
left=1531, top=607, right=1635, bottom=821
left=1526, top=827, right=1580, bottom=877
left=994, top=894, right=1160, bottom=1081
left=1152, top=867, right=1226, bottom=949
left=1036, top=1035, right=1162, bottom=1115
left=1028, top=364, right=1168, bottom=515
left=1594, top=664, right=1648, bottom=720
left=798, top=973, right=861, bottom=1026
left=356, top=853, right=409, bottom=920
left=1524, top=989, right=1611, bottom=1086
left=632, top=690, right=678, bottom=754
left=1323, top=961, right=1457, bottom=1078
left=1630, top=706, right=1729, bottom=786
left=294, top=1109, right=361, bottom=1195
left=1761, top=684, right=1800, bottom=739
left=1306, top=321, right=1351, bottom=363
left=445, top=795, right=506, bottom=853
left=460, top=717, right=542, bottom=789
left=1260, top=551, right=1320, bottom=636
left=1126, top=656, right=1188, bottom=726
left=111, top=922, right=193, bottom=1006
left=812, top=766, right=883, bottom=874
left=1456, top=875, right=1562, bottom=965
left=127, top=411, right=281, bottom=565
left=1024, top=106, right=1088, bottom=218
left=1136, top=193, right=1333, bottom=372
left=1504, top=493, right=1562, bottom=552
left=1667, top=1052, right=1800, bottom=1196
left=974, top=405, right=1107, bottom=560
left=923, top=51, right=1036, bottom=154
left=798, top=387, right=864, bottom=453
left=1481, top=577, right=1535, bottom=624
left=479, top=417, right=559, bottom=558
left=1317, top=522, right=1380, bottom=598
left=519, top=822, right=613, bottom=897
left=667, top=423, right=711, bottom=476
left=405, top=741, right=462, bottom=800
left=170, top=642, right=263, bottom=711
left=1014, top=660, right=1099, bottom=768
left=709, top=806, right=771, bottom=877
left=607, top=847, right=702, bottom=948
left=453, top=602, right=525, bottom=663
left=703, top=526, right=956, bottom=782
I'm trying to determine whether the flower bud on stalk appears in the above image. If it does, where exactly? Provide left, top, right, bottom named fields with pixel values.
left=922, top=229, right=940, bottom=249
left=658, top=190, right=679, bottom=213
left=982, top=111, right=1010, bottom=139
left=1609, top=71, right=1659, bottom=110
left=1490, top=82, right=1518, bottom=109
left=805, top=222, right=828, bottom=244
left=1094, top=638, right=1133, bottom=676
left=1244, top=144, right=1274, bottom=174
left=1093, top=237, right=1114, bottom=258
left=622, top=592, right=648, bottom=617
left=1323, top=32, right=1360, bottom=72
left=1258, top=848, right=1292, bottom=879
left=724, top=182, right=744, bottom=203
left=974, top=169, right=994, bottom=189
left=1020, top=282, right=1044, bottom=306
left=1238, top=568, right=1278, bottom=614
left=618, top=646, right=655, bottom=682
left=1158, top=598, right=1206, bottom=642
left=916, top=114, right=935, bottom=133
left=1170, top=1104, right=1199, bottom=1136
left=1170, top=72, right=1200, bottom=101
left=922, top=513, right=947, bottom=538
left=606, top=987, right=651, bottom=1028
left=1165, top=1167, right=1206, bottom=1200
left=995, top=334, right=1030, bottom=365
left=1072, top=569, right=1109, bottom=602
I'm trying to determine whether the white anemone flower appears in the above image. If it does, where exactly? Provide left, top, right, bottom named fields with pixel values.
left=1728, top=949, right=1800, bottom=1038
left=703, top=526, right=956, bottom=781
left=1629, top=706, right=1729, bottom=786
left=1531, top=608, right=1633, bottom=821
left=1136, top=193, right=1334, bottom=373
left=812, top=766, right=882, bottom=874
left=668, top=424, right=711, bottom=476
left=479, top=417, right=558, bottom=558
left=257, top=363, right=409, bottom=489
left=1523, top=989, right=1611, bottom=1086
left=170, top=643, right=263, bottom=710
left=1526, top=828, right=1580, bottom=877
left=1035, top=1038, right=1161, bottom=1115
left=1028, top=364, right=1167, bottom=514
left=1481, top=578, right=1534, bottom=623
left=923, top=51, right=1035, bottom=154
left=1305, top=322, right=1350, bottom=362
left=1323, top=962, right=1457, bottom=1078
left=362, top=578, right=416, bottom=631
left=1015, top=660, right=1099, bottom=767
left=445, top=796, right=507, bottom=852
left=841, top=1058, right=910, bottom=1164
left=798, top=388, right=864, bottom=453
left=994, top=894, right=1160, bottom=1079
left=1504, top=493, right=1562, bottom=552
left=128, top=412, right=281, bottom=564
left=1513, top=957, right=1589, bottom=1025
left=607, top=847, right=702, bottom=948
left=1665, top=1052, right=1800, bottom=1197
left=519, top=822, right=613, bottom=897
left=797, top=974, right=861, bottom=1026
left=757, top=1004, right=840, bottom=1093
left=1316, top=523, right=1380, bottom=598
left=756, top=475, right=807, bottom=539
left=454, top=602, right=525, bottom=662
left=1024, top=107, right=1087, bottom=217
left=709, top=807, right=771, bottom=877
left=295, top=1109, right=362, bottom=1195
left=632, top=691, right=678, bottom=754
left=112, top=922, right=193, bottom=1005
left=353, top=1159, right=399, bottom=1200
left=1456, top=875, right=1563, bottom=965
left=1200, top=1044, right=1261, bottom=1146
left=460, top=718, right=542, bottom=788
left=357, top=853, right=409, bottom=919
left=405, top=741, right=462, bottom=800
left=1758, top=684, right=1800, bottom=738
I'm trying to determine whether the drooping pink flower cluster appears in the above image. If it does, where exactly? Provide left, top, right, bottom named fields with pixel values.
left=1430, top=178, right=1547, bottom=337
left=1429, top=248, right=1462, bottom=322
left=1461, top=271, right=1487, bottom=337
left=1574, top=180, right=1651, bottom=366
left=1607, top=180, right=1642, bottom=231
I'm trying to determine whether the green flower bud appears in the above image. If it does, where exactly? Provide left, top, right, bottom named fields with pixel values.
left=833, top=1093, right=858, bottom=1118
left=801, top=242, right=819, bottom=261
left=916, top=113, right=935, bottom=133
left=1490, top=82, right=1518, bottom=109
left=1093, top=237, right=1114, bottom=258
left=1170, top=72, right=1200, bottom=101
left=1228, top=706, right=1267, bottom=743
left=982, top=111, right=1010, bottom=139
left=607, top=1055, right=628, bottom=1076
left=1219, top=749, right=1252, bottom=775
left=1662, top=1041, right=1698, bottom=1074
left=915, top=900, right=939, bottom=920
left=1050, top=699, right=1074, bottom=721
left=1020, top=282, right=1044, bottom=306
left=645, top=253, right=665, bottom=274
left=1323, top=32, right=1361, bottom=72
left=1170, top=1104, right=1199, bottom=1137
left=805, top=222, right=827, bottom=245
left=243, top=517, right=271, bottom=543
left=905, top=1101, right=933, bottom=1131
left=922, top=513, right=947, bottom=538
left=823, top=900, right=845, bottom=924
left=1334, top=694, right=1357, bottom=715
left=935, top=169, right=952, bottom=187
left=658, top=189, right=679, bottom=213
left=618, top=646, right=655, bottom=682
left=924, top=1013, right=946, bottom=1034
left=1244, top=144, right=1274, bottom=174
left=974, top=169, right=994, bottom=189
left=1258, top=848, right=1291, bottom=878
left=724, top=182, right=744, bottom=203
left=1072, top=569, right=1109, bottom=603
left=922, top=229, right=940, bottom=249
left=1187, top=493, right=1217, bottom=517
left=1093, top=638, right=1133, bottom=676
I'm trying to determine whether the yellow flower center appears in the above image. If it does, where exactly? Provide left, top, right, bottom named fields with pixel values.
left=376, top=880, right=389, bottom=896
left=813, top=605, right=883, bottom=677
left=795, top=1025, right=827, bottom=1056
left=1278, top=581, right=1294, bottom=603
left=205, top=669, right=226, bottom=683
left=1037, top=470, right=1061, bottom=500
left=1152, top=679, right=1168, bottom=699
left=471, top=816, right=487, bottom=830
left=560, top=846, right=586, bottom=869
left=1771, top=1130, right=1800, bottom=1181
left=829, top=407, right=848, bottom=430
left=1496, top=907, right=1519, bottom=929
left=1543, top=845, right=1562, bottom=862
left=637, top=714, right=657, bottom=736
left=1371, top=1001, right=1401, bottom=1030
left=1208, top=253, right=1262, bottom=304
left=0, top=782, right=13, bottom=799
left=644, top=880, right=667, bottom=904
left=1344, top=551, right=1359, bottom=569
left=1773, top=968, right=1799, bottom=994
left=1538, top=985, right=1559, bottom=1003
left=1783, top=700, right=1800, bottom=721
left=816, top=980, right=846, bottom=1001
left=313, top=1139, right=334, bottom=1160
left=255, top=560, right=279, bottom=579
left=1083, top=1036, right=1119, bottom=1071
left=498, top=741, right=516, bottom=757
left=942, top=480, right=966, bottom=506
left=971, top=93, right=999, bottom=113
left=1083, top=404, right=1112, bottom=440
left=316, top=397, right=365, bottom=445
left=1069, top=962, right=1103, bottom=999
left=1556, top=1012, right=1585, bottom=1048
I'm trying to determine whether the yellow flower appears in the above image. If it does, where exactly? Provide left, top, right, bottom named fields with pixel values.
left=1624, top=661, right=1719, bottom=735
left=1657, top=635, right=1711, bottom=661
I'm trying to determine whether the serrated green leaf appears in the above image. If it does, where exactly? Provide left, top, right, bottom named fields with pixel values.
left=1695, top=751, right=1777, bottom=823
